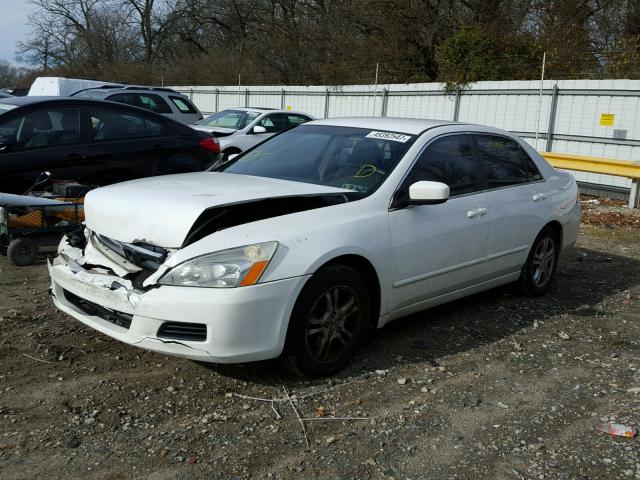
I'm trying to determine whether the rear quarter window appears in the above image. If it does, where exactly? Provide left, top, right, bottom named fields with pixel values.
left=170, top=96, right=198, bottom=114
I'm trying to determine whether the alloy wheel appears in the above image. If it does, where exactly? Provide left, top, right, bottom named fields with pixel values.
left=531, top=237, right=556, bottom=288
left=304, top=285, right=362, bottom=363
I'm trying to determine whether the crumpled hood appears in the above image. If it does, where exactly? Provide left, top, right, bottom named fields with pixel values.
left=85, top=172, right=349, bottom=248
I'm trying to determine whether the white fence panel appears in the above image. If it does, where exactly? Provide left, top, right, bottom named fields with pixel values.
left=172, top=80, right=640, bottom=191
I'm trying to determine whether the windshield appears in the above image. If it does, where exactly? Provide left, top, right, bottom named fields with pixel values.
left=218, top=125, right=417, bottom=197
left=196, top=109, right=261, bottom=130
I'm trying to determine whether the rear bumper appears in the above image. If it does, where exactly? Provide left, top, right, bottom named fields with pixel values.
left=561, top=200, right=581, bottom=252
left=49, top=254, right=309, bottom=363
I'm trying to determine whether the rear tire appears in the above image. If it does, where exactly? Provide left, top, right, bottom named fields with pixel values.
left=282, top=265, right=370, bottom=377
left=7, top=238, right=38, bottom=266
left=517, top=226, right=559, bottom=297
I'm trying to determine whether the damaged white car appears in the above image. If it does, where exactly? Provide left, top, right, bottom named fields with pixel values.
left=49, top=118, right=581, bottom=376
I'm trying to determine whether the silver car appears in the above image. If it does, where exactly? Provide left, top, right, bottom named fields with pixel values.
left=191, top=108, right=314, bottom=161
left=72, top=86, right=203, bottom=125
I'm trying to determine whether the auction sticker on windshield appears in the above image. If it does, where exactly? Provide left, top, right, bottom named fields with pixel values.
left=366, top=131, right=412, bottom=142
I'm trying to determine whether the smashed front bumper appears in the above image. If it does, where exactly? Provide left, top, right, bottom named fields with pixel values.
left=49, top=237, right=309, bottom=363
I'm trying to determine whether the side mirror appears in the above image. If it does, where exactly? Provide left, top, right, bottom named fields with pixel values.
left=408, top=181, right=450, bottom=205
left=252, top=125, right=267, bottom=134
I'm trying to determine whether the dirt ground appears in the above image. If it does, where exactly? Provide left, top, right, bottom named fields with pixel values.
left=1, top=205, right=640, bottom=479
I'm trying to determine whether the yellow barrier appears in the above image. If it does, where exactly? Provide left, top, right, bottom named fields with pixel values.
left=540, top=152, right=640, bottom=208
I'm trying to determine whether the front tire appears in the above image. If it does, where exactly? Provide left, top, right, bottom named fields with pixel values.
left=517, top=227, right=559, bottom=297
left=282, top=265, right=370, bottom=377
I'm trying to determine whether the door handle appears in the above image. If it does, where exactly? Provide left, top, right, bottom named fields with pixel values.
left=467, top=207, right=487, bottom=218
left=66, top=153, right=87, bottom=162
left=533, top=193, right=547, bottom=201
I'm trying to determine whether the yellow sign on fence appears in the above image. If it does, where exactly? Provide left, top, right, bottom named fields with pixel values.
left=599, top=113, right=615, bottom=126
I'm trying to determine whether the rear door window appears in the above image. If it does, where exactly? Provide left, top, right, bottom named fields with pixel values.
left=0, top=107, right=82, bottom=151
left=136, top=94, right=172, bottom=114
left=89, top=108, right=164, bottom=141
left=403, top=134, right=481, bottom=197
left=286, top=114, right=311, bottom=129
left=106, top=93, right=136, bottom=106
left=475, top=135, right=542, bottom=188
left=170, top=96, right=198, bottom=114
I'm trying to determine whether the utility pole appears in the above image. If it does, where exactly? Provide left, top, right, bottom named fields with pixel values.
left=372, top=62, right=380, bottom=115
left=534, top=51, right=547, bottom=146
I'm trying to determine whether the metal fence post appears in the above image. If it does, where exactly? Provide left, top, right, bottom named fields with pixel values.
left=189, top=88, right=193, bottom=101
left=381, top=88, right=389, bottom=117
left=245, top=88, right=249, bottom=107
left=453, top=88, right=461, bottom=121
left=545, top=84, right=559, bottom=152
left=281, top=89, right=286, bottom=109
left=629, top=179, right=640, bottom=209
left=324, top=89, right=330, bottom=118
left=215, top=88, right=219, bottom=113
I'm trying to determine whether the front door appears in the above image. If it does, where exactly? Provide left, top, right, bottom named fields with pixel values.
left=388, top=134, right=489, bottom=312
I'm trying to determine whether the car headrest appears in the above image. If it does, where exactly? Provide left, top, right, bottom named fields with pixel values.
left=350, top=139, right=384, bottom=166
left=60, top=112, right=78, bottom=131
left=27, top=111, right=52, bottom=130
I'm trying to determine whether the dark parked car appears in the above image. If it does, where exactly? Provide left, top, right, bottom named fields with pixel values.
left=0, top=97, right=220, bottom=194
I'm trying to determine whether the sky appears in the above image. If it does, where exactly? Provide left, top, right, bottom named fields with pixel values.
left=0, top=0, right=36, bottom=64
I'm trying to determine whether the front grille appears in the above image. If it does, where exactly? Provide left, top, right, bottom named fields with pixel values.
left=128, top=269, right=154, bottom=290
left=157, top=322, right=207, bottom=342
left=63, top=289, right=133, bottom=329
left=94, top=234, right=167, bottom=272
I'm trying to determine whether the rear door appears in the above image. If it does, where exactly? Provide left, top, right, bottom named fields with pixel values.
left=0, top=105, right=89, bottom=193
left=473, top=134, right=548, bottom=277
left=387, top=134, right=490, bottom=311
left=84, top=106, right=178, bottom=185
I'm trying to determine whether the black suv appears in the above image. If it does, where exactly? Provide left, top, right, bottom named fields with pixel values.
left=0, top=97, right=220, bottom=194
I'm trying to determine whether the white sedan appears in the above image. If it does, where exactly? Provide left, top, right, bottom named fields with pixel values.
left=49, top=118, right=581, bottom=376
left=191, top=107, right=314, bottom=161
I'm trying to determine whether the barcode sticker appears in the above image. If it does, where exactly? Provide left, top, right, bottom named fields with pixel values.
left=366, top=131, right=412, bottom=143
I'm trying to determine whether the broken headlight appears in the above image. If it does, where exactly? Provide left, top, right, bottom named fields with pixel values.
left=158, top=242, right=278, bottom=288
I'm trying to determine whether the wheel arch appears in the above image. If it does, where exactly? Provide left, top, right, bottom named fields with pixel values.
left=314, top=254, right=382, bottom=328
left=543, top=220, right=563, bottom=247
left=222, top=146, right=242, bottom=154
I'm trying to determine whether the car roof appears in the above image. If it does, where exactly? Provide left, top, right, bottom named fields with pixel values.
left=0, top=96, right=65, bottom=107
left=222, top=107, right=307, bottom=114
left=0, top=96, right=193, bottom=124
left=307, top=117, right=456, bottom=135
left=73, top=86, right=190, bottom=97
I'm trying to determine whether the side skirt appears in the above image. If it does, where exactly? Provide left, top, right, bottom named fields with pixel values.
left=377, top=271, right=520, bottom=328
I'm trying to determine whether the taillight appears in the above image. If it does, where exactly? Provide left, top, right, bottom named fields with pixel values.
left=199, top=137, right=220, bottom=154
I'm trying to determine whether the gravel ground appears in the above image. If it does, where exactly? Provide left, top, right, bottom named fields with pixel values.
left=0, top=220, right=639, bottom=480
